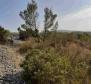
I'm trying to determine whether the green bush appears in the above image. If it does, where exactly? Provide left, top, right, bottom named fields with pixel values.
left=0, top=26, right=10, bottom=44
left=21, top=48, right=73, bottom=84
left=20, top=47, right=91, bottom=84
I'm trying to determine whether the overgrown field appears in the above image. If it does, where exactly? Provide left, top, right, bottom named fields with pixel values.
left=19, top=32, right=91, bottom=84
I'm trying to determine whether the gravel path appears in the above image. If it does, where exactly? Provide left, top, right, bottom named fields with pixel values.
left=0, top=45, right=23, bottom=84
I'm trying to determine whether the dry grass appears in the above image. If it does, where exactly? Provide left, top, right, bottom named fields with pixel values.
left=17, top=34, right=91, bottom=84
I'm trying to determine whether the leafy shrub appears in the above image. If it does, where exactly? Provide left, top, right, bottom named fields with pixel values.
left=21, top=48, right=73, bottom=84
left=20, top=47, right=91, bottom=84
left=0, top=26, right=10, bottom=44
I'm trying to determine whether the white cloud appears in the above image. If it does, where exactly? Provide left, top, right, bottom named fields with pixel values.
left=59, top=6, right=91, bottom=31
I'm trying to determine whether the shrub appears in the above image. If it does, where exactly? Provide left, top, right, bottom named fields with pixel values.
left=0, top=26, right=10, bottom=44
left=21, top=48, right=73, bottom=84
left=20, top=47, right=91, bottom=84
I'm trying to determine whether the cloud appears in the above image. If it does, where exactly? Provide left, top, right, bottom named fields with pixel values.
left=59, top=6, right=91, bottom=31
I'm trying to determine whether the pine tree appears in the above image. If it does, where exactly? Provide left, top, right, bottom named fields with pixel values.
left=18, top=0, right=39, bottom=40
left=43, top=8, right=57, bottom=41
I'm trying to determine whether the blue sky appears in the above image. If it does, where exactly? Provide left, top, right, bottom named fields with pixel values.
left=0, top=0, right=91, bottom=31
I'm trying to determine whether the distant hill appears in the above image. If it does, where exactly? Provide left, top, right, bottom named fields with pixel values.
left=57, top=30, right=91, bottom=35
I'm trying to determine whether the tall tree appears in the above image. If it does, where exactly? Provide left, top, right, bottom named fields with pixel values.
left=19, top=0, right=39, bottom=39
left=43, top=8, right=57, bottom=41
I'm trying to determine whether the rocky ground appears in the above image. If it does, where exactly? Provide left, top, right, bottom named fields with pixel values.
left=0, top=45, right=23, bottom=84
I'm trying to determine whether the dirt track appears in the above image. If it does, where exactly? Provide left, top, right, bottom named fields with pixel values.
left=0, top=45, right=23, bottom=83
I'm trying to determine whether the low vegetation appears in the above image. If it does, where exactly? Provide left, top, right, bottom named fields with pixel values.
left=19, top=32, right=91, bottom=84
left=0, top=0, right=91, bottom=84
left=16, top=1, right=91, bottom=84
left=0, top=26, right=10, bottom=44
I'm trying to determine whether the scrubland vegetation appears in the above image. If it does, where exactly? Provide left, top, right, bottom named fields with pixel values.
left=0, top=0, right=91, bottom=84
left=18, top=1, right=91, bottom=84
left=19, top=32, right=91, bottom=84
left=0, top=26, right=10, bottom=44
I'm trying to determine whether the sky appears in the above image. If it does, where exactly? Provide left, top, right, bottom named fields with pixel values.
left=0, top=0, right=91, bottom=32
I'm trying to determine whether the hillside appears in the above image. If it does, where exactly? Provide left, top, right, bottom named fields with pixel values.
left=0, top=32, right=91, bottom=84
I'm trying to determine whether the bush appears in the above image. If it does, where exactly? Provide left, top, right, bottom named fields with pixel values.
left=0, top=26, right=10, bottom=44
left=21, top=48, right=73, bottom=84
left=20, top=47, right=91, bottom=84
